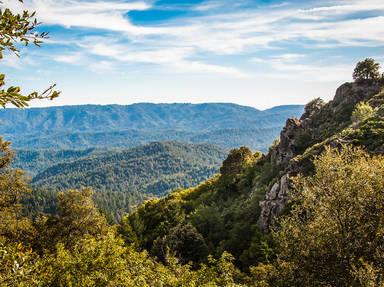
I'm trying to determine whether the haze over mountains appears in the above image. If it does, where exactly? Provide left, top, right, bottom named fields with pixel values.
left=2, top=103, right=303, bottom=151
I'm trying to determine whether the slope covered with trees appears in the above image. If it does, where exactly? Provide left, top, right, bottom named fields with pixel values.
left=13, top=148, right=99, bottom=175
left=30, top=142, right=226, bottom=196
left=121, top=60, right=384, bottom=286
left=16, top=142, right=226, bottom=223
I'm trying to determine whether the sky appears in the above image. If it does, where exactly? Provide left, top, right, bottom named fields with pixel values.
left=1, top=0, right=384, bottom=109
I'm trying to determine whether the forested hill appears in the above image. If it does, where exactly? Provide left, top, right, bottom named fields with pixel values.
left=0, top=103, right=303, bottom=151
left=30, top=141, right=226, bottom=196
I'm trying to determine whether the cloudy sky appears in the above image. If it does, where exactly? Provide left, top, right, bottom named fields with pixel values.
left=2, top=0, right=384, bottom=109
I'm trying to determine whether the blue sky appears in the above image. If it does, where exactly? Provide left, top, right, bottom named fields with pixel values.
left=1, top=0, right=384, bottom=109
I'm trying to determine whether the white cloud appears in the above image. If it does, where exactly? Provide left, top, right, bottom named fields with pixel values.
left=1, top=0, right=158, bottom=35
left=251, top=54, right=352, bottom=82
left=2, top=0, right=384, bottom=79
left=80, top=40, right=248, bottom=78
left=192, top=1, right=224, bottom=11
left=172, top=60, right=249, bottom=78
left=271, top=53, right=306, bottom=62
left=53, top=52, right=83, bottom=64
left=88, top=60, right=114, bottom=73
left=1, top=53, right=35, bottom=69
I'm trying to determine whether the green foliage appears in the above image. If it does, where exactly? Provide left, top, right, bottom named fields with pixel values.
left=220, top=147, right=256, bottom=185
left=190, top=204, right=225, bottom=249
left=31, top=142, right=226, bottom=197
left=0, top=240, right=41, bottom=286
left=0, top=184, right=248, bottom=286
left=41, top=231, right=132, bottom=287
left=344, top=116, right=384, bottom=151
left=0, top=1, right=43, bottom=58
left=0, top=137, right=35, bottom=244
left=36, top=188, right=109, bottom=251
left=18, top=142, right=225, bottom=223
left=303, top=98, right=325, bottom=118
left=351, top=102, right=375, bottom=124
left=267, top=146, right=384, bottom=286
left=0, top=1, right=59, bottom=108
left=353, top=58, right=382, bottom=82
left=13, top=148, right=97, bottom=176
left=152, top=222, right=209, bottom=264
left=123, top=152, right=271, bottom=270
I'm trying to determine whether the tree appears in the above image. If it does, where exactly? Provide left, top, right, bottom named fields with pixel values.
left=37, top=188, right=109, bottom=250
left=0, top=0, right=59, bottom=108
left=220, top=147, right=255, bottom=180
left=151, top=222, right=209, bottom=264
left=302, top=98, right=325, bottom=119
left=0, top=137, right=35, bottom=244
left=40, top=231, right=133, bottom=287
left=351, top=102, right=375, bottom=124
left=353, top=58, right=381, bottom=82
left=269, top=146, right=384, bottom=286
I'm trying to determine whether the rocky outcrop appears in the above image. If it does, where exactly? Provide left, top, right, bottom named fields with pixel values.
left=270, top=118, right=302, bottom=166
left=257, top=174, right=290, bottom=231
left=257, top=81, right=384, bottom=231
left=257, top=117, right=308, bottom=231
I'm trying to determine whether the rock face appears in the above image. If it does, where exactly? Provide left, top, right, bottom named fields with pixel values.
left=257, top=118, right=307, bottom=231
left=257, top=81, right=384, bottom=231
left=258, top=174, right=290, bottom=231
left=270, top=118, right=304, bottom=167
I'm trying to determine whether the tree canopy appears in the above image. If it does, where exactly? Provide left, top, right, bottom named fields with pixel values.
left=259, top=146, right=384, bottom=286
left=353, top=58, right=382, bottom=82
left=351, top=101, right=375, bottom=124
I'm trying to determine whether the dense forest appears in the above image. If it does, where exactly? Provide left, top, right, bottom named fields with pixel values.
left=17, top=142, right=226, bottom=222
left=31, top=142, right=225, bottom=195
left=2, top=2, right=384, bottom=286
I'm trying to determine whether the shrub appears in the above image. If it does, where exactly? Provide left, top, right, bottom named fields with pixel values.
left=351, top=102, right=375, bottom=124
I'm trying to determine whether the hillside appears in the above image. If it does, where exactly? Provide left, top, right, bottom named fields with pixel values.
left=13, top=148, right=100, bottom=175
left=0, top=103, right=303, bottom=151
left=122, top=79, right=384, bottom=271
left=30, top=141, right=226, bottom=195
left=21, top=142, right=226, bottom=222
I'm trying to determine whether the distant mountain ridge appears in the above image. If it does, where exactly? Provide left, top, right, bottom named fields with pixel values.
left=0, top=103, right=303, bottom=151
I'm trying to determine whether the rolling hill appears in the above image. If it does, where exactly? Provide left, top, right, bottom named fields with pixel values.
left=22, top=141, right=227, bottom=222
left=30, top=142, right=226, bottom=196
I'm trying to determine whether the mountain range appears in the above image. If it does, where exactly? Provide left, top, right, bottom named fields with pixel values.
left=1, top=103, right=303, bottom=151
